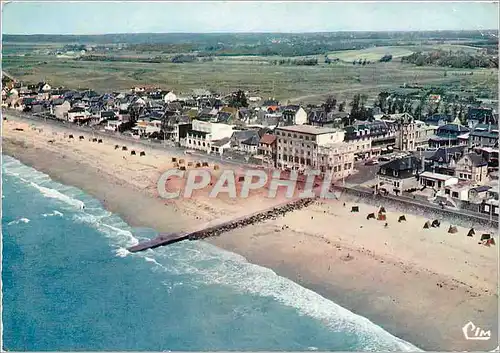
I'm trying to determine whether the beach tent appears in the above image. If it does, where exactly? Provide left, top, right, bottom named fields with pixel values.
left=481, top=234, right=491, bottom=241
left=351, top=206, right=359, bottom=213
left=398, top=215, right=406, bottom=222
left=379, top=206, right=386, bottom=214
left=423, top=221, right=431, bottom=229
left=431, top=219, right=441, bottom=228
left=467, top=228, right=475, bottom=237
left=172, top=157, right=177, bottom=162
left=366, top=213, right=375, bottom=220
left=487, top=238, right=496, bottom=246
left=448, top=225, right=458, bottom=234
left=377, top=213, right=386, bottom=221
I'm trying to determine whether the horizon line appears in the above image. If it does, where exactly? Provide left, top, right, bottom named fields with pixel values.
left=4, top=29, right=499, bottom=36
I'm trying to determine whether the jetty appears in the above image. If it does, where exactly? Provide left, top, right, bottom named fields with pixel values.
left=127, top=197, right=316, bottom=253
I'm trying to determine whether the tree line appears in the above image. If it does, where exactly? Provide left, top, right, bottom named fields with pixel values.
left=401, top=50, right=498, bottom=69
left=270, top=58, right=319, bottom=66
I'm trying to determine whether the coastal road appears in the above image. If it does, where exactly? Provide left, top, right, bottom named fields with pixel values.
left=3, top=110, right=257, bottom=170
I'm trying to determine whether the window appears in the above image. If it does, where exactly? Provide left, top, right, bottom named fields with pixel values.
left=293, top=134, right=297, bottom=138
left=452, top=192, right=459, bottom=198
left=445, top=189, right=450, bottom=195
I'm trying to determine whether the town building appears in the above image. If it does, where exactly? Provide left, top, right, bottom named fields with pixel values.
left=418, top=171, right=459, bottom=190
left=257, top=133, right=277, bottom=164
left=344, top=120, right=396, bottom=158
left=421, top=145, right=466, bottom=176
left=275, top=125, right=345, bottom=171
left=185, top=119, right=234, bottom=154
left=428, top=123, right=470, bottom=148
left=467, top=107, right=495, bottom=128
left=317, top=142, right=355, bottom=180
left=67, top=106, right=88, bottom=123
left=281, top=105, right=308, bottom=126
left=468, top=123, right=499, bottom=148
left=376, top=156, right=421, bottom=194
left=454, top=153, right=489, bottom=184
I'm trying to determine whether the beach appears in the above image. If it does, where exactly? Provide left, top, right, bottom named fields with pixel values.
left=2, top=115, right=498, bottom=351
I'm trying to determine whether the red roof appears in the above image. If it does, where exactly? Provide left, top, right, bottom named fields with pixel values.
left=259, top=134, right=277, bottom=145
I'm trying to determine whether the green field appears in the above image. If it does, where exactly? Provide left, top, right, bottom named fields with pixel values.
left=3, top=43, right=497, bottom=104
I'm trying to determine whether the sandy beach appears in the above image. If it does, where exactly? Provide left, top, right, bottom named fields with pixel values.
left=2, top=115, right=498, bottom=351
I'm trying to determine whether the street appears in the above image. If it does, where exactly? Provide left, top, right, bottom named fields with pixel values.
left=345, top=161, right=383, bottom=185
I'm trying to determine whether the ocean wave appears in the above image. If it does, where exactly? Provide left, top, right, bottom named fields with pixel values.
left=72, top=212, right=140, bottom=248
left=7, top=217, right=31, bottom=225
left=3, top=155, right=138, bottom=250
left=42, top=210, right=64, bottom=218
left=2, top=156, right=419, bottom=351
left=3, top=156, right=85, bottom=210
left=148, top=242, right=422, bottom=352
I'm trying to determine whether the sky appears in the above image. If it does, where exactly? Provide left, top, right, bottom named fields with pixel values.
left=2, top=1, right=499, bottom=35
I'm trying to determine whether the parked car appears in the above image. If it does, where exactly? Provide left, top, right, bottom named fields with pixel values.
left=378, top=156, right=391, bottom=162
left=364, top=159, right=379, bottom=166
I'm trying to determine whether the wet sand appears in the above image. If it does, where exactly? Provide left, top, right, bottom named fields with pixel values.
left=2, top=115, right=498, bottom=351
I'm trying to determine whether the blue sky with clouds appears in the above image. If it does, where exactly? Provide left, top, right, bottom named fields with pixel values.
left=2, top=1, right=499, bottom=34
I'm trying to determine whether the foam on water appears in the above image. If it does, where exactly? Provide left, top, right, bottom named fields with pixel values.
left=3, top=155, right=422, bottom=352
left=142, top=242, right=422, bottom=352
left=42, top=210, right=64, bottom=217
left=7, top=218, right=30, bottom=226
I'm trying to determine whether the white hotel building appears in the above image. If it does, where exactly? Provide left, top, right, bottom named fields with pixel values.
left=185, top=119, right=234, bottom=154
left=275, top=125, right=355, bottom=178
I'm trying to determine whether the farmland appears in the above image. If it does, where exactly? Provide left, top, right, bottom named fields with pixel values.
left=2, top=31, right=498, bottom=104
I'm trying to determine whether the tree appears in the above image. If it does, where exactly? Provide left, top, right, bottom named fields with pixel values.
left=324, top=95, right=337, bottom=113
left=376, top=92, right=390, bottom=113
left=349, top=94, right=360, bottom=120
left=229, top=90, right=248, bottom=108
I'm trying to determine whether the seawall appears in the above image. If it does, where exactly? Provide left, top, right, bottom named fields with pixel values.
left=339, top=186, right=498, bottom=230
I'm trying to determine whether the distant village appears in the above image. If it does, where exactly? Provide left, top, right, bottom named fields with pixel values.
left=2, top=76, right=499, bottom=218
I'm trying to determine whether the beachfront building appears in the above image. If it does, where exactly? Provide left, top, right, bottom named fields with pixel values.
left=454, top=153, right=489, bottom=185
left=317, top=142, right=355, bottom=180
left=185, top=119, right=234, bottom=154
left=376, top=156, right=422, bottom=194
left=346, top=120, right=397, bottom=158
left=258, top=133, right=277, bottom=159
left=418, top=171, right=459, bottom=190
left=275, top=124, right=349, bottom=173
left=67, top=106, right=88, bottom=123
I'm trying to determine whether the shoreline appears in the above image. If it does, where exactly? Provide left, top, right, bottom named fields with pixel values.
left=2, top=116, right=499, bottom=351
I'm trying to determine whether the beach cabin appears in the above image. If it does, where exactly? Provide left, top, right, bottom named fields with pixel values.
left=105, top=120, right=122, bottom=132
left=419, top=171, right=458, bottom=190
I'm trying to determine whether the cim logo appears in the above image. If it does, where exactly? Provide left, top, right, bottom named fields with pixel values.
left=462, top=321, right=492, bottom=341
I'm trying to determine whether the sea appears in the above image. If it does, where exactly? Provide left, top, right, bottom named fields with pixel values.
left=2, top=155, right=421, bottom=351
